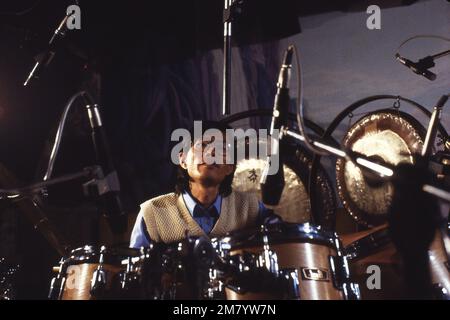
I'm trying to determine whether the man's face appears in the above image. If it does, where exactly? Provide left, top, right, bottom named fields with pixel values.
left=179, top=132, right=234, bottom=187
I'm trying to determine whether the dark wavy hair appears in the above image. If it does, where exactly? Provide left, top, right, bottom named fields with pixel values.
left=175, top=120, right=236, bottom=197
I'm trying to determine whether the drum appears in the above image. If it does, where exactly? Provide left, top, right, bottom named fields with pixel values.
left=428, top=228, right=450, bottom=298
left=137, top=237, right=216, bottom=300
left=213, top=223, right=360, bottom=300
left=341, top=225, right=406, bottom=299
left=342, top=225, right=450, bottom=300
left=49, top=245, right=141, bottom=300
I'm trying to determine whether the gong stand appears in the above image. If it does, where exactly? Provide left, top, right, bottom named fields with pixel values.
left=308, top=95, right=449, bottom=227
left=422, top=95, right=449, bottom=157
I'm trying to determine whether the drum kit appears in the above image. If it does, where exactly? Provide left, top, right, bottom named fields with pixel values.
left=0, top=3, right=449, bottom=301
left=45, top=208, right=449, bottom=301
left=46, top=223, right=361, bottom=300
left=44, top=217, right=449, bottom=301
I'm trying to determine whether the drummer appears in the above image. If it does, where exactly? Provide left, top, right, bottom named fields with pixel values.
left=130, top=120, right=280, bottom=247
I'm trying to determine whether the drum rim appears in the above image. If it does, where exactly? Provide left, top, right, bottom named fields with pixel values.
left=65, top=245, right=141, bottom=264
left=213, top=222, right=340, bottom=250
left=344, top=227, right=391, bottom=260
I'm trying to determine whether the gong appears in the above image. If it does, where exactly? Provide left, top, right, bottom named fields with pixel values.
left=336, top=110, right=425, bottom=227
left=232, top=136, right=336, bottom=226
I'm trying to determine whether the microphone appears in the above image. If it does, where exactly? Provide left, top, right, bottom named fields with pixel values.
left=24, top=14, right=70, bottom=86
left=84, top=99, right=127, bottom=234
left=260, top=46, right=294, bottom=207
left=395, top=54, right=436, bottom=81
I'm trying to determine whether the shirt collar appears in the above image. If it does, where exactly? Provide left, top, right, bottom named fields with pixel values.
left=182, top=191, right=222, bottom=217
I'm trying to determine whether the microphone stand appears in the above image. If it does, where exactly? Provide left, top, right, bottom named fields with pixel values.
left=24, top=14, right=71, bottom=86
left=0, top=165, right=112, bottom=258
left=283, top=128, right=395, bottom=176
left=0, top=166, right=109, bottom=199
left=222, top=0, right=244, bottom=116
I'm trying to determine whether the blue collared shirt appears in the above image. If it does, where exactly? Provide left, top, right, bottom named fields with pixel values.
left=181, top=191, right=222, bottom=234
left=129, top=192, right=274, bottom=248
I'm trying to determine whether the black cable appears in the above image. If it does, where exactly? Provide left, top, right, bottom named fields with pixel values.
left=292, top=44, right=330, bottom=157
left=395, top=34, right=450, bottom=56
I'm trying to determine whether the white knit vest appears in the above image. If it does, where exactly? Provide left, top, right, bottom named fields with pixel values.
left=140, top=190, right=259, bottom=243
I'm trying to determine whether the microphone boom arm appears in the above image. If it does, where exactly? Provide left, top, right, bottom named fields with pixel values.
left=395, top=48, right=450, bottom=81
left=282, top=126, right=450, bottom=203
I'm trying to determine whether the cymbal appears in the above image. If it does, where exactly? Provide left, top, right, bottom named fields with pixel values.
left=233, top=157, right=311, bottom=223
left=336, top=111, right=425, bottom=227
left=232, top=136, right=336, bottom=225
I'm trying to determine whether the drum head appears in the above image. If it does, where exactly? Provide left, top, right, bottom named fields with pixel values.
left=336, top=110, right=425, bottom=227
left=216, top=223, right=338, bottom=250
